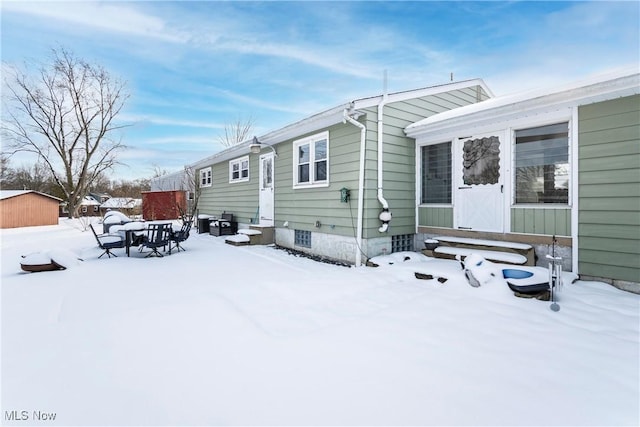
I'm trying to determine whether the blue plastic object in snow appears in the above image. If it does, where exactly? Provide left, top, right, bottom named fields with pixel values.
left=502, top=269, right=534, bottom=279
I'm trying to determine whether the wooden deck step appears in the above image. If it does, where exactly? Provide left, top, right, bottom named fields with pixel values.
left=425, top=235, right=535, bottom=266
left=434, top=246, right=528, bottom=265
left=433, top=236, right=532, bottom=250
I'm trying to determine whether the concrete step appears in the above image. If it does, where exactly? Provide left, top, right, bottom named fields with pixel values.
left=237, top=228, right=263, bottom=245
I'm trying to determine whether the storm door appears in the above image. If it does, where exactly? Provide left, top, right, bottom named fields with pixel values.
left=455, top=132, right=505, bottom=232
left=258, top=153, right=274, bottom=226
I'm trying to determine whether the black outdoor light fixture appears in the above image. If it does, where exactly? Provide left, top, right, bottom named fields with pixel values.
left=249, top=136, right=277, bottom=157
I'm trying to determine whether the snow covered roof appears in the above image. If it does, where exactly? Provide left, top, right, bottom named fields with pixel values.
left=191, top=78, right=491, bottom=169
left=80, top=196, right=101, bottom=206
left=100, top=197, right=142, bottom=209
left=0, top=190, right=62, bottom=202
left=405, top=68, right=640, bottom=138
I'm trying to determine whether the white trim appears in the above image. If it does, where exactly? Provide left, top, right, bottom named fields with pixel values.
left=355, top=78, right=493, bottom=109
left=511, top=116, right=572, bottom=208
left=571, top=107, right=580, bottom=274
left=418, top=204, right=453, bottom=208
left=199, top=167, right=212, bottom=188
left=406, top=70, right=639, bottom=139
left=229, top=156, right=250, bottom=183
left=258, top=152, right=275, bottom=226
left=417, top=140, right=454, bottom=205
left=292, top=131, right=330, bottom=189
left=511, top=205, right=572, bottom=210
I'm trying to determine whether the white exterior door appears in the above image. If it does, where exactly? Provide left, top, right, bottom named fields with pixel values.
left=258, top=153, right=274, bottom=226
left=455, top=131, right=505, bottom=232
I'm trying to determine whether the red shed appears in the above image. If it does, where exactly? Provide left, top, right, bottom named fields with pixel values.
left=142, top=190, right=187, bottom=220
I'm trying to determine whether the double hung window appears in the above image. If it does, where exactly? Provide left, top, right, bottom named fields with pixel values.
left=200, top=167, right=212, bottom=187
left=229, top=156, right=249, bottom=183
left=514, top=122, right=569, bottom=204
left=294, top=132, right=329, bottom=188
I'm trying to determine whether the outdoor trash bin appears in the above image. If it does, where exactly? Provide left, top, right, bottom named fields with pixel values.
left=197, top=215, right=214, bottom=234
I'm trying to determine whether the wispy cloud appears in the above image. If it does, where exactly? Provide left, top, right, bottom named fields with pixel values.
left=121, top=114, right=224, bottom=131
left=2, top=1, right=189, bottom=43
left=136, top=136, right=216, bottom=147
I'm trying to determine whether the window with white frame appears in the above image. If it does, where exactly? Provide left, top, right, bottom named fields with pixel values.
left=229, top=156, right=249, bottom=183
left=514, top=122, right=569, bottom=204
left=199, top=167, right=212, bottom=188
left=293, top=132, right=329, bottom=188
left=421, top=142, right=452, bottom=204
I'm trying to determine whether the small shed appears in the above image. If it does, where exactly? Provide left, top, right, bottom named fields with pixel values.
left=142, top=190, right=187, bottom=220
left=0, top=190, right=62, bottom=228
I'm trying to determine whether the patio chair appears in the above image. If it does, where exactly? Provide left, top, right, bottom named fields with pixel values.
left=90, top=224, right=126, bottom=258
left=140, top=223, right=171, bottom=257
left=169, top=220, right=192, bottom=254
left=210, top=213, right=238, bottom=236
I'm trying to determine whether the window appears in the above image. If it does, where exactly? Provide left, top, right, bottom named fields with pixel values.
left=294, top=229, right=312, bottom=248
left=229, top=156, right=249, bottom=183
left=294, top=132, right=329, bottom=188
left=421, top=142, right=452, bottom=204
left=515, top=123, right=569, bottom=204
left=200, top=167, right=212, bottom=188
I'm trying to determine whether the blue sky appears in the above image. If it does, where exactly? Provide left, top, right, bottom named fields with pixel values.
left=2, top=1, right=638, bottom=181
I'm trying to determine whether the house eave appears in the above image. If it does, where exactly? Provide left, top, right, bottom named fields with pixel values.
left=405, top=71, right=640, bottom=139
left=354, top=78, right=493, bottom=109
left=190, top=103, right=353, bottom=169
left=190, top=78, right=493, bottom=170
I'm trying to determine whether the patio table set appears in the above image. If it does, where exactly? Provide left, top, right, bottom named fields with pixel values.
left=91, top=211, right=191, bottom=258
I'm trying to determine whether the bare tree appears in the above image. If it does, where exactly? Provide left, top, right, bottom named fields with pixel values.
left=176, top=165, right=199, bottom=222
left=216, top=115, right=255, bottom=148
left=2, top=47, right=129, bottom=218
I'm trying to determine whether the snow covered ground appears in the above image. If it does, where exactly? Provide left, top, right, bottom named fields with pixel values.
left=2, top=219, right=639, bottom=426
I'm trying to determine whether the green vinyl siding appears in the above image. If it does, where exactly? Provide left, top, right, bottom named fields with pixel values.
left=274, top=123, right=367, bottom=237
left=510, top=208, right=571, bottom=236
left=418, top=206, right=454, bottom=228
left=578, top=95, right=640, bottom=283
left=275, top=85, right=489, bottom=239
left=197, top=157, right=259, bottom=224
left=198, top=84, right=490, bottom=254
left=370, top=86, right=488, bottom=237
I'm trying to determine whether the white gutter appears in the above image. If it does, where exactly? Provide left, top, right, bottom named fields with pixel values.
left=377, top=87, right=391, bottom=233
left=343, top=109, right=367, bottom=267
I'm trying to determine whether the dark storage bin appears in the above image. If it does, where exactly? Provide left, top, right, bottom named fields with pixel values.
left=209, top=213, right=238, bottom=236
left=198, top=217, right=211, bottom=234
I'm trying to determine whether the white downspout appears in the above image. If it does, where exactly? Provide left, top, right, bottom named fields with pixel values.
left=377, top=88, right=391, bottom=233
left=343, top=109, right=366, bottom=267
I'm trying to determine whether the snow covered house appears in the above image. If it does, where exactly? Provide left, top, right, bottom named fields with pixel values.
left=100, top=197, right=142, bottom=217
left=192, top=79, right=493, bottom=265
left=405, top=69, right=639, bottom=291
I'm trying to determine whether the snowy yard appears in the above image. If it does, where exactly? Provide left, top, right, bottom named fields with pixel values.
left=2, top=219, right=639, bottom=426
